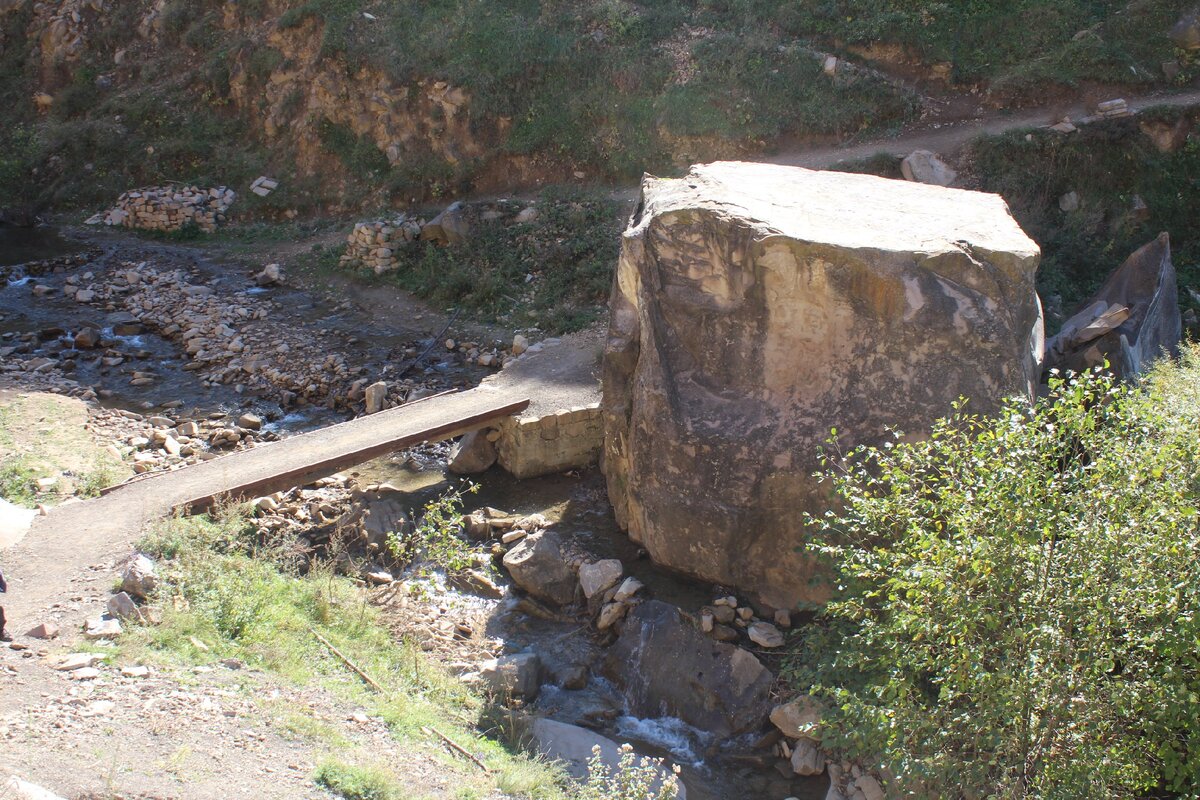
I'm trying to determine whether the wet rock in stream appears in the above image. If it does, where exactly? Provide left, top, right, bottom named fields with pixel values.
left=602, top=600, right=773, bottom=739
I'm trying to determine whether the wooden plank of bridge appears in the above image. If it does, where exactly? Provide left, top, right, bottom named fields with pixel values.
left=9, top=386, right=527, bottom=633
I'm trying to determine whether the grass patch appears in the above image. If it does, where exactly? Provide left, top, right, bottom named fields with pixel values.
left=0, top=461, right=39, bottom=507
left=372, top=187, right=622, bottom=334
left=314, top=760, right=405, bottom=800
left=968, top=111, right=1200, bottom=326
left=119, top=508, right=569, bottom=799
left=0, top=394, right=128, bottom=506
left=783, top=0, right=1188, bottom=90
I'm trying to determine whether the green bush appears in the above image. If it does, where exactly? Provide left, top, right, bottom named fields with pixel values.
left=387, top=483, right=483, bottom=576
left=790, top=349, right=1200, bottom=797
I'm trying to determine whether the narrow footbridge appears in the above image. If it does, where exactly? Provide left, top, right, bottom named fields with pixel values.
left=104, top=387, right=529, bottom=513
left=8, top=387, right=527, bottom=620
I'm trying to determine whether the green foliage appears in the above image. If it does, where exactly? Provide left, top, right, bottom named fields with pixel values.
left=381, top=187, right=621, bottom=334
left=387, top=483, right=482, bottom=577
left=969, top=113, right=1200, bottom=323
left=314, top=760, right=404, bottom=800
left=0, top=462, right=38, bottom=507
left=790, top=349, right=1200, bottom=797
left=577, top=744, right=679, bottom=800
left=0, top=124, right=43, bottom=209
left=318, top=118, right=391, bottom=179
left=660, top=37, right=917, bottom=140
left=785, top=0, right=1181, bottom=88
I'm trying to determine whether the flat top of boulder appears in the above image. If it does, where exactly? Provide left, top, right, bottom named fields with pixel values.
left=639, top=161, right=1039, bottom=261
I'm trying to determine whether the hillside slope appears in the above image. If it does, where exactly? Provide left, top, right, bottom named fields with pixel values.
left=0, top=0, right=1192, bottom=214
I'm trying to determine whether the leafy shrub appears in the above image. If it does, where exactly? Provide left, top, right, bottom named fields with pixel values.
left=578, top=743, right=680, bottom=800
left=386, top=483, right=494, bottom=579
left=790, top=350, right=1200, bottom=797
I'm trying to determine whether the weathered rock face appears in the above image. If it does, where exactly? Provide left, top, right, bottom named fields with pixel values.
left=602, top=162, right=1043, bottom=609
left=1043, top=233, right=1180, bottom=379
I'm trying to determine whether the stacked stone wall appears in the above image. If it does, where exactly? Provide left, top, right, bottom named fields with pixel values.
left=338, top=217, right=423, bottom=274
left=99, top=186, right=236, bottom=233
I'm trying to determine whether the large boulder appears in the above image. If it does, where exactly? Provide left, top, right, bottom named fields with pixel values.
left=602, top=600, right=774, bottom=738
left=502, top=530, right=577, bottom=605
left=602, top=162, right=1043, bottom=608
left=1043, top=233, right=1180, bottom=380
left=448, top=429, right=498, bottom=474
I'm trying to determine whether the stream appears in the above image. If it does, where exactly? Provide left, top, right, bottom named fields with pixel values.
left=0, top=224, right=825, bottom=800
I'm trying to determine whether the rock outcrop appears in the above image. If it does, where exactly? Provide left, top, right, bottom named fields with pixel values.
left=602, top=162, right=1043, bottom=608
left=1043, top=233, right=1180, bottom=379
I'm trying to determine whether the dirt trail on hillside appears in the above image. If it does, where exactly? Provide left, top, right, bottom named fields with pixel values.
left=532, top=87, right=1200, bottom=206
left=762, top=88, right=1200, bottom=170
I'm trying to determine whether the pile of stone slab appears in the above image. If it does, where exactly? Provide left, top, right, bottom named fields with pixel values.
left=1096, top=98, right=1131, bottom=119
left=92, top=185, right=236, bottom=232
left=338, top=216, right=423, bottom=274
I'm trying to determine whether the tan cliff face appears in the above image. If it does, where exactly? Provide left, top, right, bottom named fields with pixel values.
left=8, top=0, right=529, bottom=200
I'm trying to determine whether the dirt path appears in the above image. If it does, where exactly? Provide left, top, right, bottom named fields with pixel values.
left=523, top=87, right=1200, bottom=206
left=760, top=88, right=1200, bottom=170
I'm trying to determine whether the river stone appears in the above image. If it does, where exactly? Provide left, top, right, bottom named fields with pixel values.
left=771, top=696, right=824, bottom=742
left=901, top=149, right=957, bottom=186
left=747, top=621, right=784, bottom=648
left=526, top=718, right=686, bottom=798
left=602, top=600, right=773, bottom=738
left=74, top=326, right=101, bottom=349
left=790, top=739, right=825, bottom=776
left=448, top=429, right=498, bottom=474
left=578, top=558, right=623, bottom=598
left=502, top=530, right=577, bottom=605
left=364, top=381, right=387, bottom=414
left=478, top=652, right=541, bottom=699
left=601, top=162, right=1042, bottom=609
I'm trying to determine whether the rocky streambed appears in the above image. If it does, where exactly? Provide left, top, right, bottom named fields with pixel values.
left=0, top=224, right=840, bottom=800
